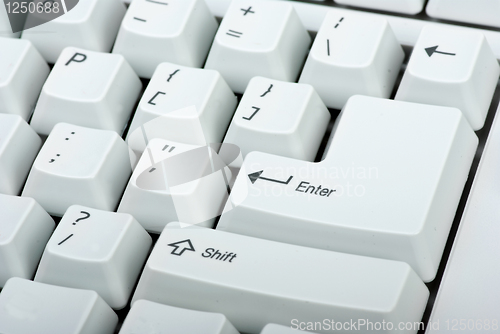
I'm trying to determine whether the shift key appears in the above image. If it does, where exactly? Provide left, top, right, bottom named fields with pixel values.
left=132, top=223, right=428, bottom=334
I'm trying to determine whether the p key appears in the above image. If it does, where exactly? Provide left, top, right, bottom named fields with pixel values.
left=218, top=96, right=478, bottom=282
left=30, top=47, right=142, bottom=136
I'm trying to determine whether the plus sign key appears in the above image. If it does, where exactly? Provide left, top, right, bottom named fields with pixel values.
left=34, top=205, right=152, bottom=309
left=205, top=0, right=311, bottom=93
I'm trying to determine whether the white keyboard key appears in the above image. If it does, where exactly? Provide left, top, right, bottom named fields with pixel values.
left=0, top=114, right=41, bottom=195
left=22, top=0, right=126, bottom=63
left=299, top=11, right=404, bottom=109
left=395, top=25, right=500, bottom=130
left=0, top=195, right=54, bottom=287
left=0, top=277, right=118, bottom=334
left=112, top=0, right=218, bottom=78
left=427, top=0, right=500, bottom=29
left=132, top=223, right=429, bottom=334
left=334, top=0, right=425, bottom=15
left=425, top=104, right=500, bottom=334
left=0, top=38, right=49, bottom=120
left=218, top=96, right=478, bottom=282
left=22, top=123, right=132, bottom=216
left=223, top=77, right=330, bottom=164
left=30, top=47, right=142, bottom=136
left=118, top=138, right=232, bottom=233
left=120, top=300, right=239, bottom=334
left=204, top=0, right=311, bottom=93
left=34, top=205, right=151, bottom=309
left=0, top=4, right=20, bottom=38
left=127, top=62, right=236, bottom=154
left=262, top=324, right=316, bottom=334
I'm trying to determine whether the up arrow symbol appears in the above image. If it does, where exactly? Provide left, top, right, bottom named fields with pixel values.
left=167, top=239, right=196, bottom=256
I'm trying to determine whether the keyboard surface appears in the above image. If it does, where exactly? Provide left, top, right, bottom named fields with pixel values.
left=1, top=0, right=500, bottom=333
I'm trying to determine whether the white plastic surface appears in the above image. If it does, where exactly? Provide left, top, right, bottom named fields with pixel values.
left=0, top=278, right=118, bottom=334
left=113, top=0, right=218, bottom=78
left=425, top=101, right=500, bottom=333
left=223, top=77, right=330, bottom=163
left=0, top=38, right=49, bottom=120
left=218, top=96, right=478, bottom=282
left=127, top=62, right=237, bottom=154
left=132, top=223, right=428, bottom=334
left=335, top=0, right=425, bottom=15
left=34, top=205, right=151, bottom=309
left=120, top=300, right=239, bottom=334
left=261, top=324, right=317, bottom=334
left=427, top=0, right=500, bottom=29
left=118, top=138, right=232, bottom=233
left=21, top=0, right=126, bottom=63
left=22, top=123, right=132, bottom=216
left=0, top=114, right=41, bottom=195
left=0, top=194, right=54, bottom=287
left=204, top=0, right=311, bottom=93
left=30, top=47, right=142, bottom=136
left=299, top=10, right=404, bottom=109
left=395, top=25, right=500, bottom=131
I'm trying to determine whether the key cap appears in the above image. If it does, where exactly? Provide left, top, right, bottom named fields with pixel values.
left=427, top=0, right=500, bottom=29
left=0, top=114, right=41, bottom=195
left=204, top=0, right=311, bottom=93
left=118, top=138, right=233, bottom=232
left=223, top=77, right=330, bottom=164
left=218, top=96, right=478, bottom=282
left=425, top=103, right=500, bottom=333
left=298, top=10, right=404, bottom=109
left=262, top=324, right=316, bottom=334
left=30, top=47, right=142, bottom=136
left=22, top=0, right=126, bottom=63
left=120, top=300, right=239, bottom=334
left=0, top=3, right=20, bottom=38
left=132, top=223, right=429, bottom=334
left=34, top=205, right=151, bottom=309
left=395, top=25, right=500, bottom=131
left=0, top=38, right=49, bottom=120
left=334, top=0, right=425, bottom=15
left=0, top=277, right=118, bottom=334
left=0, top=195, right=54, bottom=287
left=22, top=123, right=132, bottom=216
left=112, top=0, right=218, bottom=78
left=126, top=62, right=236, bottom=155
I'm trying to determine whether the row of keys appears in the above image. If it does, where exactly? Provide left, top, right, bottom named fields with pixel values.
left=2, top=2, right=498, bottom=134
left=1, top=211, right=427, bottom=333
left=0, top=278, right=314, bottom=333
left=0, top=94, right=482, bottom=283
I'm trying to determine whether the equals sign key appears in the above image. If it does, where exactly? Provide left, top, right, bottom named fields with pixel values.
left=226, top=30, right=243, bottom=38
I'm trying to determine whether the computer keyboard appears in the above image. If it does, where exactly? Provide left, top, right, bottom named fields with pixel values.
left=0, top=0, right=499, bottom=333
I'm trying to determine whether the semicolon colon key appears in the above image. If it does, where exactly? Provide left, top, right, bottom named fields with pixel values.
left=218, top=95, right=478, bottom=283
left=131, top=223, right=429, bottom=334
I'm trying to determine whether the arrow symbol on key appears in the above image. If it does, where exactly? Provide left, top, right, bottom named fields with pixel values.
left=168, top=239, right=196, bottom=256
left=425, top=46, right=456, bottom=57
left=248, top=170, right=293, bottom=185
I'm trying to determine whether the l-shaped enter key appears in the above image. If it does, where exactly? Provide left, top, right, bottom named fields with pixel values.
left=218, top=95, right=478, bottom=283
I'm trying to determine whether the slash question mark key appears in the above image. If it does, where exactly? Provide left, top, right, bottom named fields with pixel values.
left=73, top=211, right=90, bottom=225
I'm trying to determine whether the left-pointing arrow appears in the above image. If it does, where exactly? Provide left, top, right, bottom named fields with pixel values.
left=168, top=239, right=196, bottom=256
left=248, top=170, right=293, bottom=185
